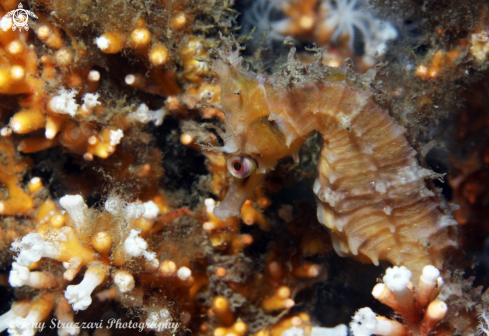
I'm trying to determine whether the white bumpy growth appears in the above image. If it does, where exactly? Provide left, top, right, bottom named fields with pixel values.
left=0, top=301, right=30, bottom=333
left=7, top=304, right=47, bottom=336
left=143, top=200, right=160, bottom=219
left=11, top=233, right=61, bottom=267
left=59, top=194, right=88, bottom=230
left=65, top=266, right=106, bottom=311
left=383, top=266, right=412, bottom=292
left=104, top=195, right=147, bottom=224
left=109, top=129, right=124, bottom=146
left=9, top=262, right=56, bottom=289
left=81, top=93, right=101, bottom=113
left=127, top=103, right=167, bottom=126
left=94, top=36, right=110, bottom=51
left=124, top=229, right=157, bottom=261
left=177, top=267, right=192, bottom=281
left=113, top=270, right=135, bottom=293
left=49, top=88, right=79, bottom=117
left=350, top=307, right=396, bottom=336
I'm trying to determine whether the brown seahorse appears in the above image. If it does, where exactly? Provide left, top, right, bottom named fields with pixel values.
left=205, top=37, right=458, bottom=279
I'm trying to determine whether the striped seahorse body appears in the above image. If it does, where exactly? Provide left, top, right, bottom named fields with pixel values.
left=208, top=39, right=458, bottom=279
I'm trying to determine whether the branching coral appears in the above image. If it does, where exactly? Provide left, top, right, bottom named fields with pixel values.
left=351, top=265, right=447, bottom=336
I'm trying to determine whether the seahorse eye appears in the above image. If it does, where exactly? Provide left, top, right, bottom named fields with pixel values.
left=227, top=156, right=256, bottom=178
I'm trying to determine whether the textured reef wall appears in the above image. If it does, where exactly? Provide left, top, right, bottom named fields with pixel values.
left=0, top=0, right=488, bottom=336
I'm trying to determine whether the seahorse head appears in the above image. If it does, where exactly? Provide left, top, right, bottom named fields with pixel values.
left=207, top=40, right=298, bottom=220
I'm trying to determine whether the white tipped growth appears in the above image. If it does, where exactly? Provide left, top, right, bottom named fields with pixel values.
left=1, top=126, right=12, bottom=136
left=81, top=93, right=101, bottom=113
left=310, top=325, right=348, bottom=336
left=113, top=270, right=135, bottom=293
left=88, top=70, right=100, bottom=82
left=204, top=198, right=215, bottom=214
left=109, top=129, right=124, bottom=146
left=416, top=265, right=442, bottom=310
left=420, top=265, right=440, bottom=285
left=124, top=229, right=156, bottom=261
left=0, top=301, right=30, bottom=333
left=49, top=88, right=79, bottom=117
left=350, top=308, right=406, bottom=336
left=127, top=103, right=167, bottom=126
left=59, top=195, right=88, bottom=229
left=94, top=36, right=110, bottom=50
left=143, top=201, right=160, bottom=219
left=146, top=309, right=172, bottom=332
left=11, top=233, right=61, bottom=267
left=177, top=267, right=192, bottom=281
left=104, top=194, right=122, bottom=215
left=65, top=266, right=106, bottom=311
left=9, top=262, right=56, bottom=289
left=9, top=263, right=31, bottom=287
left=7, top=316, right=40, bottom=336
left=124, top=201, right=145, bottom=223
left=383, top=266, right=412, bottom=292
left=105, top=196, right=147, bottom=223
left=6, top=296, right=53, bottom=336
left=125, top=74, right=136, bottom=85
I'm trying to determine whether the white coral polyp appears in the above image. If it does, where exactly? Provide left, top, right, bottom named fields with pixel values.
left=204, top=198, right=215, bottom=214
left=124, top=202, right=145, bottom=223
left=420, top=265, right=440, bottom=285
left=311, top=325, right=348, bottom=336
left=128, top=103, right=167, bottom=126
left=146, top=309, right=171, bottom=332
left=9, top=263, right=56, bottom=289
left=114, top=270, right=135, bottom=293
left=350, top=307, right=393, bottom=336
left=7, top=307, right=45, bottom=336
left=177, top=267, right=192, bottom=281
left=7, top=316, right=37, bottom=336
left=49, top=88, right=79, bottom=117
left=94, top=36, right=109, bottom=50
left=143, top=201, right=160, bottom=219
left=9, top=262, right=31, bottom=287
left=124, top=229, right=156, bottom=261
left=383, top=265, right=412, bottom=292
left=11, top=233, right=61, bottom=267
left=104, top=194, right=122, bottom=215
left=59, top=195, right=88, bottom=229
left=109, top=129, right=124, bottom=146
left=0, top=301, right=30, bottom=334
left=104, top=195, right=148, bottom=224
left=65, top=268, right=106, bottom=311
left=81, top=93, right=101, bottom=113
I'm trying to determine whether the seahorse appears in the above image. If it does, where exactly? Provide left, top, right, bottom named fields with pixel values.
left=205, top=37, right=458, bottom=279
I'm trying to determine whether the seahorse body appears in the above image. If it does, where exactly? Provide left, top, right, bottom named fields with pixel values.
left=208, top=40, right=458, bottom=279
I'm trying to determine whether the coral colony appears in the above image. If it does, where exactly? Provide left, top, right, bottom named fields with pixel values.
left=0, top=0, right=488, bottom=336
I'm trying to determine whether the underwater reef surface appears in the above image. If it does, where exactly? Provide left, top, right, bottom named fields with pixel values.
left=0, top=0, right=488, bottom=335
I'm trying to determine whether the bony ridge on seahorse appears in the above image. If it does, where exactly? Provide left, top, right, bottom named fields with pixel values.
left=203, top=36, right=458, bottom=280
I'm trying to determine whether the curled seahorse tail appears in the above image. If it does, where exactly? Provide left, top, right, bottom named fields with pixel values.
left=312, top=84, right=458, bottom=280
